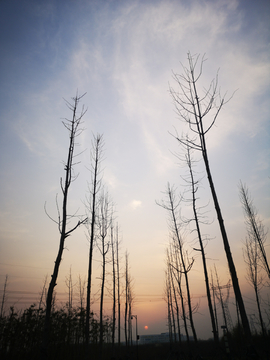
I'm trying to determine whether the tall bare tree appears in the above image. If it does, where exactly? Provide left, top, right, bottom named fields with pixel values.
left=85, top=133, right=103, bottom=349
left=41, top=94, right=87, bottom=360
left=157, top=183, right=197, bottom=342
left=96, top=189, right=111, bottom=358
left=239, top=181, right=270, bottom=280
left=169, top=53, right=251, bottom=340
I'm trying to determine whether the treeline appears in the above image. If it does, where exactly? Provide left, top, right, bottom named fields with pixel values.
left=159, top=53, right=270, bottom=358
left=0, top=301, right=115, bottom=359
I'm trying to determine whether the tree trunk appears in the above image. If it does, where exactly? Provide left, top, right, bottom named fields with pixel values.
left=85, top=134, right=103, bottom=350
left=186, top=149, right=219, bottom=343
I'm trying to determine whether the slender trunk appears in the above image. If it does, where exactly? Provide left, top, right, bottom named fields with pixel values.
left=211, top=271, right=219, bottom=339
left=167, top=262, right=177, bottom=343
left=254, top=285, right=266, bottom=336
left=168, top=189, right=197, bottom=342
left=204, top=154, right=251, bottom=339
left=85, top=138, right=100, bottom=345
left=116, top=228, right=121, bottom=347
left=169, top=260, right=181, bottom=344
left=99, top=238, right=106, bottom=357
left=124, top=253, right=128, bottom=347
left=85, top=134, right=103, bottom=352
left=124, top=301, right=128, bottom=346
left=166, top=273, right=173, bottom=343
left=187, top=149, right=219, bottom=343
left=173, top=249, right=190, bottom=346
left=1, top=275, right=8, bottom=318
left=111, top=223, right=116, bottom=352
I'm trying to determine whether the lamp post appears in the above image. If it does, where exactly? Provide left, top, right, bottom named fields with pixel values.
left=131, top=315, right=138, bottom=360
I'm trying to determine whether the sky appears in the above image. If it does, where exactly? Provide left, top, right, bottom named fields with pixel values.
left=0, top=0, right=269, bottom=340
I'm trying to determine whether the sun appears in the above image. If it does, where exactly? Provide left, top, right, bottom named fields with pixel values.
left=144, top=325, right=148, bottom=330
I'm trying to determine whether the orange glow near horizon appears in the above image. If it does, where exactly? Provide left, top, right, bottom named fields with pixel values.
left=144, top=325, right=148, bottom=330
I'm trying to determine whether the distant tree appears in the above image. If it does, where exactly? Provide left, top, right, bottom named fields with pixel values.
left=169, top=52, right=251, bottom=340
left=115, top=224, right=122, bottom=348
left=96, top=189, right=112, bottom=358
left=124, top=252, right=134, bottom=347
left=243, top=234, right=266, bottom=336
left=85, top=133, right=104, bottom=350
left=167, top=246, right=181, bottom=345
left=213, top=265, right=233, bottom=332
left=41, top=94, right=87, bottom=360
left=239, top=181, right=270, bottom=280
left=182, top=146, right=219, bottom=343
left=38, top=275, right=48, bottom=312
left=77, top=274, right=86, bottom=344
left=157, top=183, right=197, bottom=342
left=210, top=270, right=219, bottom=339
left=110, top=218, right=117, bottom=354
left=65, top=266, right=75, bottom=344
left=165, top=268, right=173, bottom=343
left=0, top=275, right=8, bottom=318
left=165, top=256, right=177, bottom=343
left=171, top=243, right=190, bottom=346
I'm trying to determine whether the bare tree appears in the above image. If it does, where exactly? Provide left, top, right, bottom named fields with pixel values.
left=210, top=270, right=219, bottom=339
left=41, top=94, right=87, bottom=360
left=172, top=243, right=190, bottom=346
left=0, top=275, right=8, bottom=318
left=110, top=216, right=116, bottom=353
left=38, top=275, right=48, bottom=313
left=85, top=134, right=103, bottom=349
left=165, top=258, right=177, bottom=343
left=115, top=224, right=122, bottom=348
left=169, top=53, right=251, bottom=340
left=239, top=181, right=270, bottom=280
left=65, top=266, right=75, bottom=345
left=65, top=266, right=75, bottom=312
left=213, top=265, right=233, bottom=331
left=167, top=246, right=182, bottom=345
left=124, top=252, right=134, bottom=347
left=182, top=146, right=219, bottom=343
left=157, top=183, right=197, bottom=342
left=165, top=268, right=173, bottom=343
left=96, top=189, right=111, bottom=357
left=243, top=235, right=266, bottom=336
left=78, top=274, right=86, bottom=312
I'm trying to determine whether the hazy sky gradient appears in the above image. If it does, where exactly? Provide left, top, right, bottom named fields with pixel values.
left=0, top=0, right=269, bottom=339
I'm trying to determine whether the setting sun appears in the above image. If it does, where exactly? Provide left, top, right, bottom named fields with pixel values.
left=144, top=326, right=148, bottom=330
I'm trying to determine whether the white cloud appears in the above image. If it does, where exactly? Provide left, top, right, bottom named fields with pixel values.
left=130, top=200, right=142, bottom=210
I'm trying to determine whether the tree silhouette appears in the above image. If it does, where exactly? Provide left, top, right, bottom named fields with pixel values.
left=41, top=94, right=87, bottom=360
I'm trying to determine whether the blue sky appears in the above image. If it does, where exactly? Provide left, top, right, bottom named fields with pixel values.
left=0, top=0, right=269, bottom=338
